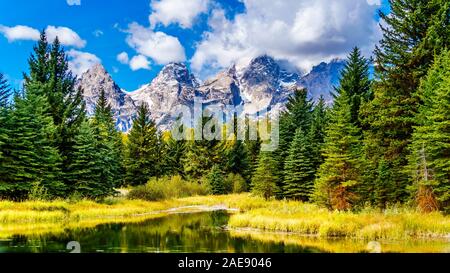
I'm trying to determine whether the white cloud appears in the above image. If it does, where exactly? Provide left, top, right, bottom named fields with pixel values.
left=67, top=49, right=101, bottom=76
left=129, top=55, right=151, bottom=71
left=67, top=0, right=81, bottom=6
left=46, top=26, right=86, bottom=48
left=117, top=52, right=129, bottom=64
left=125, top=22, right=186, bottom=65
left=149, top=0, right=209, bottom=29
left=0, top=25, right=40, bottom=42
left=0, top=25, right=86, bottom=48
left=191, top=0, right=382, bottom=76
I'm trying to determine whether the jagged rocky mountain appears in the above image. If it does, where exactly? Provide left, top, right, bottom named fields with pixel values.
left=299, top=59, right=344, bottom=103
left=76, top=64, right=136, bottom=131
left=77, top=56, right=344, bottom=132
left=237, top=55, right=301, bottom=115
left=129, top=63, right=199, bottom=129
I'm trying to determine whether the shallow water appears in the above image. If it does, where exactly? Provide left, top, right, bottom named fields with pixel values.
left=0, top=211, right=448, bottom=253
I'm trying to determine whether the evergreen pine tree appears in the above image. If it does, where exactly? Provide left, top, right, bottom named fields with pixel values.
left=91, top=88, right=123, bottom=194
left=313, top=91, right=363, bottom=210
left=225, top=115, right=250, bottom=180
left=24, top=31, right=49, bottom=86
left=244, top=117, right=262, bottom=182
left=208, top=165, right=226, bottom=195
left=0, top=73, right=10, bottom=108
left=3, top=87, right=63, bottom=199
left=0, top=73, right=11, bottom=152
left=226, top=139, right=250, bottom=180
left=334, top=48, right=373, bottom=203
left=251, top=151, right=279, bottom=200
left=308, top=96, right=328, bottom=172
left=23, top=33, right=86, bottom=193
left=0, top=73, right=11, bottom=195
left=183, top=115, right=225, bottom=179
left=163, top=133, right=186, bottom=176
left=275, top=88, right=313, bottom=196
left=362, top=0, right=450, bottom=207
left=283, top=128, right=315, bottom=201
left=125, top=103, right=161, bottom=186
left=408, top=50, right=450, bottom=213
left=335, top=47, right=372, bottom=127
left=67, top=119, right=106, bottom=198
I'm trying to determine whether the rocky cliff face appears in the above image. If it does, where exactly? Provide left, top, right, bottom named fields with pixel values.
left=237, top=55, right=300, bottom=115
left=78, top=56, right=344, bottom=131
left=129, top=63, right=199, bottom=130
left=299, top=59, right=344, bottom=103
left=76, top=63, right=136, bottom=132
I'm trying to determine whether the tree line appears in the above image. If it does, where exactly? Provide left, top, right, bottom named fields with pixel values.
left=0, top=0, right=449, bottom=213
left=0, top=31, right=258, bottom=200
left=251, top=0, right=450, bottom=213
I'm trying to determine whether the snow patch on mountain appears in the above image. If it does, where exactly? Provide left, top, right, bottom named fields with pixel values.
left=77, top=56, right=344, bottom=132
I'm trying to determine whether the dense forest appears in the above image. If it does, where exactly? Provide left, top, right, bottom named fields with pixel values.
left=0, top=0, right=449, bottom=214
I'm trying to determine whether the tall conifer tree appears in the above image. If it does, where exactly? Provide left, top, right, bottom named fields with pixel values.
left=283, top=128, right=315, bottom=201
left=308, top=96, right=328, bottom=172
left=335, top=47, right=372, bottom=127
left=4, top=87, right=63, bottom=199
left=251, top=151, right=279, bottom=200
left=408, top=50, right=450, bottom=213
left=362, top=0, right=450, bottom=207
left=313, top=91, right=363, bottom=210
left=276, top=88, right=313, bottom=196
left=0, top=73, right=12, bottom=195
left=125, top=103, right=161, bottom=186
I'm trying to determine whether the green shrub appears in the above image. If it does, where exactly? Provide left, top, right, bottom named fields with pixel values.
left=223, top=174, right=234, bottom=193
left=128, top=175, right=209, bottom=201
left=232, top=174, right=248, bottom=193
left=28, top=181, right=51, bottom=201
left=224, top=173, right=248, bottom=194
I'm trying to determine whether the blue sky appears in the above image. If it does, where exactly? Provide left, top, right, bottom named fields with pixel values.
left=0, top=0, right=389, bottom=91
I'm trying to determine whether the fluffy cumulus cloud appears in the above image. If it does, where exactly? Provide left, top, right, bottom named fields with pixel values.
left=0, top=25, right=86, bottom=48
left=46, top=26, right=86, bottom=48
left=117, top=52, right=130, bottom=64
left=191, top=0, right=382, bottom=75
left=149, top=0, right=209, bottom=29
left=0, top=25, right=40, bottom=42
left=129, top=55, right=151, bottom=71
left=125, top=22, right=186, bottom=65
left=67, top=49, right=101, bottom=76
left=67, top=0, right=81, bottom=6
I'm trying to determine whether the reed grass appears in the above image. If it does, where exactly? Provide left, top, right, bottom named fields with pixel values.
left=224, top=196, right=450, bottom=240
left=0, top=194, right=449, bottom=241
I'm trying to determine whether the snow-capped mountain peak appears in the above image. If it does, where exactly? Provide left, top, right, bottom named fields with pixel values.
left=79, top=56, right=344, bottom=132
left=129, top=62, right=200, bottom=130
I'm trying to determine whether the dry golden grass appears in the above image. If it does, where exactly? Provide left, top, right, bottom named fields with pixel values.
left=0, top=194, right=449, bottom=241
left=223, top=195, right=450, bottom=240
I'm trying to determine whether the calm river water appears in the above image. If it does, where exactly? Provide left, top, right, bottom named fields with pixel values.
left=0, top=211, right=448, bottom=253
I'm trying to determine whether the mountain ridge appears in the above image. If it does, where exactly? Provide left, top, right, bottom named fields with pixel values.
left=77, top=56, right=345, bottom=132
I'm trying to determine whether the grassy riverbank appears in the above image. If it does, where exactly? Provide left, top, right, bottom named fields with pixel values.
left=0, top=194, right=449, bottom=240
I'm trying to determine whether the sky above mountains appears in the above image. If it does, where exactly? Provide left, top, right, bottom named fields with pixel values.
left=0, top=0, right=389, bottom=91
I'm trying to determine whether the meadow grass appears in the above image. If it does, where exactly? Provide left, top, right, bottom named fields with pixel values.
left=0, top=194, right=449, bottom=241
left=224, top=195, right=450, bottom=240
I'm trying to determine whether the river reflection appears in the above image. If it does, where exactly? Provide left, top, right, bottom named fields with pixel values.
left=0, top=211, right=448, bottom=253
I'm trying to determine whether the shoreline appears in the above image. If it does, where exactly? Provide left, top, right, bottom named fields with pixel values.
left=0, top=194, right=449, bottom=241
